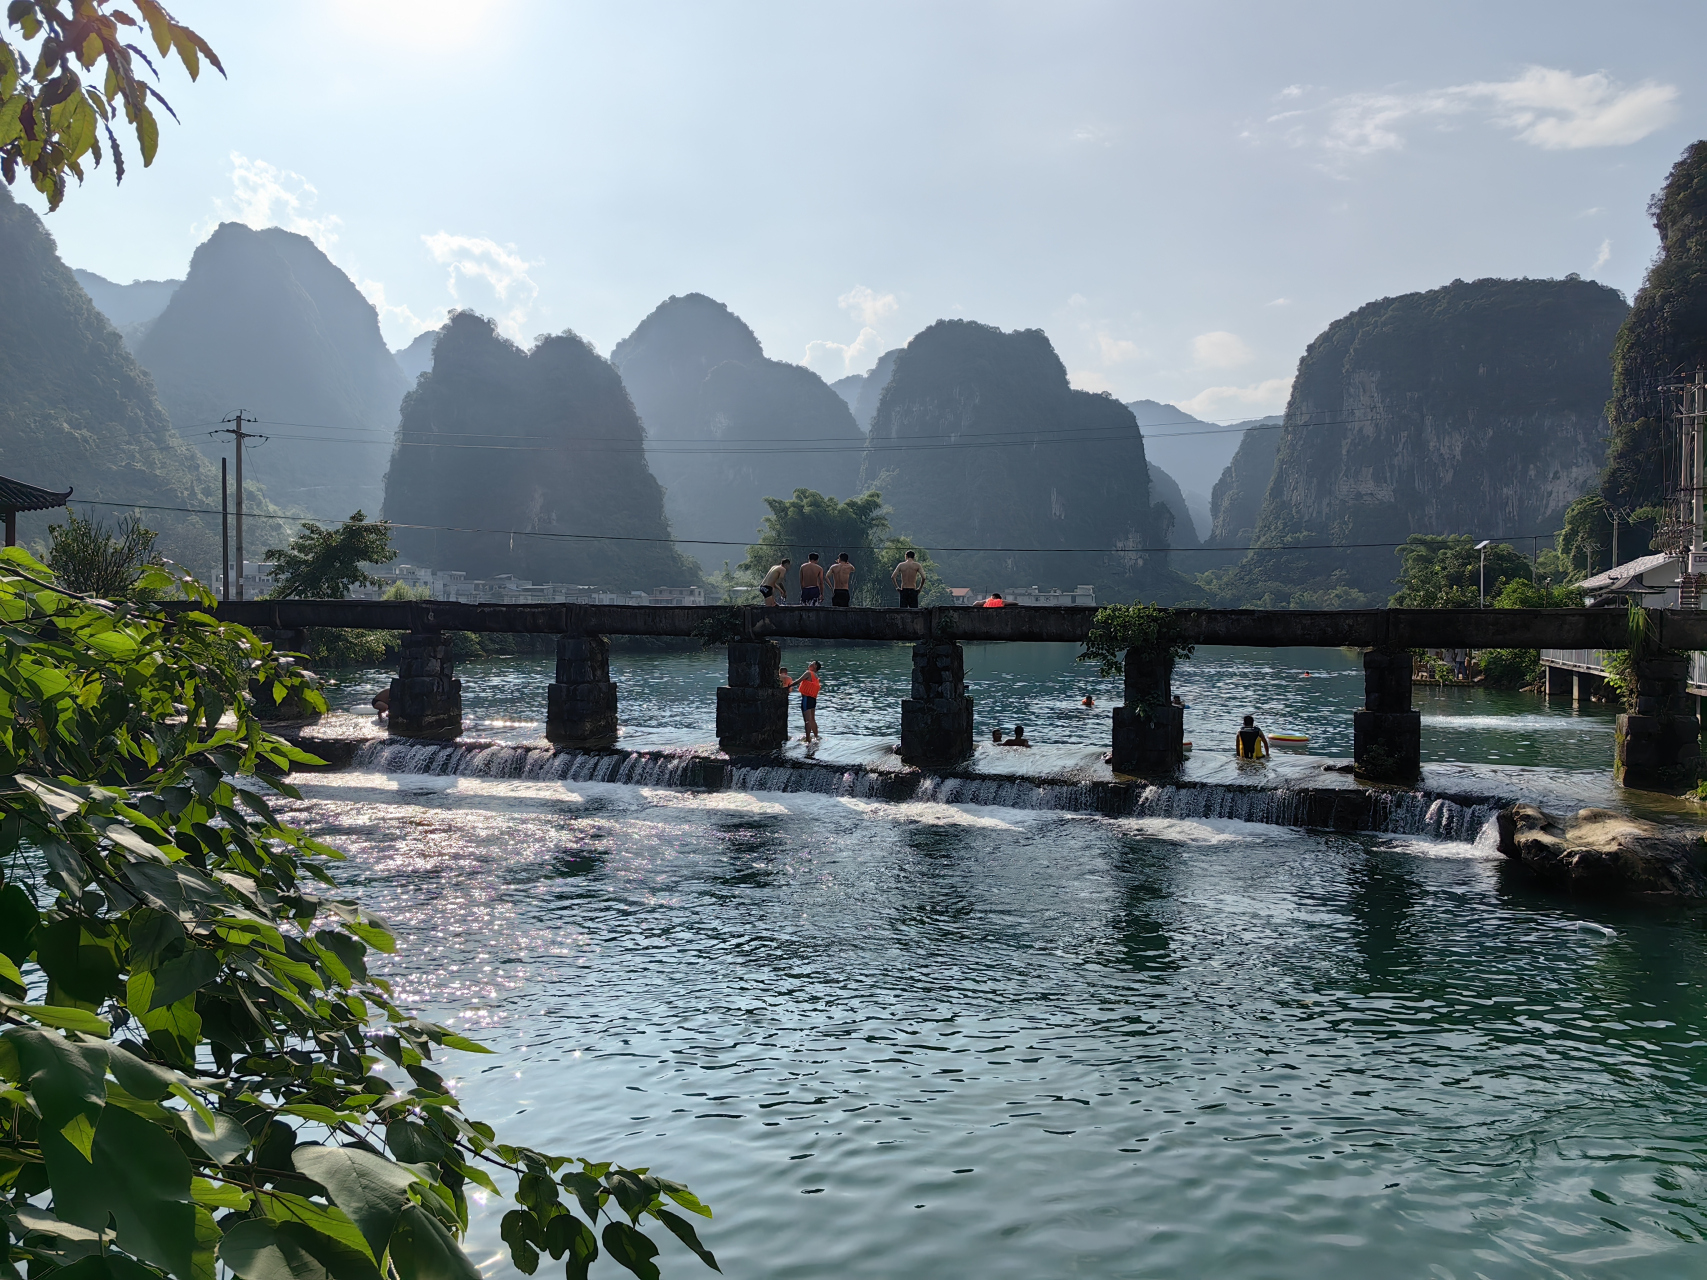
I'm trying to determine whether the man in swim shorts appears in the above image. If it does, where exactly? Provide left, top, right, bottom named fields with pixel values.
left=827, top=553, right=855, bottom=607
left=799, top=553, right=825, bottom=606
left=760, top=558, right=790, bottom=605
left=1235, top=715, right=1269, bottom=759
left=892, top=550, right=924, bottom=607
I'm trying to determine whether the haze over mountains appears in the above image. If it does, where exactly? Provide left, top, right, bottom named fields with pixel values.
left=611, top=294, right=864, bottom=569
left=135, top=223, right=408, bottom=520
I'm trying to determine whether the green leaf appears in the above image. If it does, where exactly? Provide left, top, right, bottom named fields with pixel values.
left=38, top=1255, right=162, bottom=1280
left=291, top=1144, right=421, bottom=1262
left=43, top=1102, right=196, bottom=1280
left=499, top=1211, right=540, bottom=1275
left=558, top=1214, right=599, bottom=1280
left=437, top=1034, right=491, bottom=1054
left=606, top=1170, right=654, bottom=1222
left=185, top=1107, right=251, bottom=1164
left=60, top=1110, right=98, bottom=1161
left=35, top=918, right=122, bottom=1002
left=0, top=995, right=111, bottom=1036
left=600, top=1221, right=661, bottom=1280
left=148, top=946, right=220, bottom=1009
left=385, top=1118, right=447, bottom=1164
left=191, top=1176, right=251, bottom=1210
left=4, top=1025, right=107, bottom=1126
left=388, top=1203, right=481, bottom=1280
left=0, top=881, right=38, bottom=962
left=135, top=101, right=158, bottom=165
left=219, top=1218, right=382, bottom=1280
left=656, top=1179, right=713, bottom=1219
left=107, top=1040, right=177, bottom=1101
left=657, top=1210, right=720, bottom=1272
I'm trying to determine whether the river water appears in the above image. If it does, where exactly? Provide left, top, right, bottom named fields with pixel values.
left=282, top=645, right=1707, bottom=1278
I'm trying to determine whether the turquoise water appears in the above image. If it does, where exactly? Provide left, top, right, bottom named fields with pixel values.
left=290, top=645, right=1707, bottom=1278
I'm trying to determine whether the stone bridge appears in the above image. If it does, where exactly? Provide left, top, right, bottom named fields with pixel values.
left=202, top=602, right=1707, bottom=792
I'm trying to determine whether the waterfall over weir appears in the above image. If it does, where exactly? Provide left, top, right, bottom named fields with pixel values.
left=347, top=739, right=1501, bottom=840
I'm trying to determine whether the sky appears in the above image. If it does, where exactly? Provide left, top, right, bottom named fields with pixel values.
left=22, top=0, right=1707, bottom=422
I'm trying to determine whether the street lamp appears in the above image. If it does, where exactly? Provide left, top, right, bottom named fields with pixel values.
left=1475, top=540, right=1492, bottom=607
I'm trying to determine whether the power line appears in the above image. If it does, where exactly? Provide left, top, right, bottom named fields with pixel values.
left=69, top=496, right=1564, bottom=559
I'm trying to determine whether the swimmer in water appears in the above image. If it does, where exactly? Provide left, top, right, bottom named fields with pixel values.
left=1235, top=714, right=1269, bottom=759
left=1081, top=694, right=1095, bottom=708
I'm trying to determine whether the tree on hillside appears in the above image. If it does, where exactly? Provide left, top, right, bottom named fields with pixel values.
left=265, top=511, right=396, bottom=600
left=1389, top=535, right=1533, bottom=608
left=739, top=488, right=946, bottom=605
left=2, top=1, right=221, bottom=209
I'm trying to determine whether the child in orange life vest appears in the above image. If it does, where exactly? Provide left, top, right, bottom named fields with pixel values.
left=797, top=661, right=822, bottom=740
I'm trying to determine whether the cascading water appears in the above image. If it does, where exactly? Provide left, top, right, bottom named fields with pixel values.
left=345, top=739, right=1501, bottom=840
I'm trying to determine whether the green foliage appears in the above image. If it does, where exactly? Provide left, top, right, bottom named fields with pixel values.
left=306, top=629, right=396, bottom=668
left=0, top=547, right=714, bottom=1280
left=1388, top=535, right=1534, bottom=607
left=382, top=581, right=430, bottom=602
left=264, top=512, right=395, bottom=601
left=1077, top=602, right=1195, bottom=679
left=1604, top=649, right=1636, bottom=710
left=1602, top=142, right=1707, bottom=530
left=1557, top=494, right=1612, bottom=578
left=1479, top=648, right=1541, bottom=690
left=0, top=1, right=221, bottom=209
left=702, top=562, right=748, bottom=606
left=1491, top=577, right=1582, bottom=609
left=691, top=606, right=745, bottom=650
left=45, top=510, right=160, bottom=599
left=740, top=488, right=947, bottom=606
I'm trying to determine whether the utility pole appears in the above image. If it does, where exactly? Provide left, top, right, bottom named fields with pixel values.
left=1475, top=540, right=1491, bottom=608
left=220, top=457, right=230, bottom=601
left=210, top=412, right=263, bottom=600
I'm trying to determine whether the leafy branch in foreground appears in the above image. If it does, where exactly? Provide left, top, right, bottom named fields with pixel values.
left=2, top=1, right=222, bottom=209
left=0, top=548, right=716, bottom=1280
left=1077, top=602, right=1195, bottom=679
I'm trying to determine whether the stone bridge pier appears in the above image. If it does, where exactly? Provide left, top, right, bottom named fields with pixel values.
left=1110, top=648, right=1184, bottom=774
left=1354, top=647, right=1420, bottom=782
left=901, top=640, right=974, bottom=766
left=1616, top=649, right=1700, bottom=791
left=389, top=631, right=462, bottom=740
left=547, top=634, right=618, bottom=747
left=717, top=640, right=789, bottom=754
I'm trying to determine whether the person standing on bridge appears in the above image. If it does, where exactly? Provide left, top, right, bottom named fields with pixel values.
left=760, top=558, right=791, bottom=606
left=892, top=550, right=925, bottom=608
left=827, top=553, right=855, bottom=607
left=799, top=553, right=825, bottom=606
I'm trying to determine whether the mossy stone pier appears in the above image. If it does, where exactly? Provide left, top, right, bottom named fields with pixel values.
left=201, top=602, right=1707, bottom=790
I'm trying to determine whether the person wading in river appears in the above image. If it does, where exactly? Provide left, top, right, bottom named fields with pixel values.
left=760, top=558, right=790, bottom=606
left=1235, top=715, right=1269, bottom=759
left=827, top=553, right=855, bottom=607
left=892, top=550, right=925, bottom=607
left=799, top=553, right=825, bottom=606
left=797, top=660, right=822, bottom=740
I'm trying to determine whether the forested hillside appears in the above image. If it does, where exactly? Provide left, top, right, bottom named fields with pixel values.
left=137, top=223, right=409, bottom=519
left=612, top=293, right=863, bottom=565
left=0, top=186, right=221, bottom=564
left=1600, top=141, right=1707, bottom=548
left=383, top=312, right=699, bottom=589
left=863, top=320, right=1176, bottom=597
left=1207, top=277, right=1627, bottom=606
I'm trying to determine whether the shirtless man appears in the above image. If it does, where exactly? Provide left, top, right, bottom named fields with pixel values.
left=798, top=553, right=825, bottom=606
left=827, top=553, right=855, bottom=607
left=760, top=558, right=790, bottom=606
left=891, top=550, right=925, bottom=608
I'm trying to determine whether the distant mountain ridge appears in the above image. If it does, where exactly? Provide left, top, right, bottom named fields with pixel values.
left=611, top=293, right=863, bottom=567
left=136, top=223, right=409, bottom=520
left=0, top=186, right=220, bottom=563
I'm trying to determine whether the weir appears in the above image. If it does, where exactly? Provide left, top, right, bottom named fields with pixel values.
left=345, top=738, right=1501, bottom=842
left=217, top=601, right=1707, bottom=792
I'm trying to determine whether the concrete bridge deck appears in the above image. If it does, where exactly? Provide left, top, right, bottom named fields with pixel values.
left=203, top=600, right=1707, bottom=651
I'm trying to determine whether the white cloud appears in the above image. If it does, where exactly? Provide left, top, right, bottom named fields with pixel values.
left=1594, top=239, right=1612, bottom=269
left=838, top=285, right=898, bottom=327
left=421, top=232, right=539, bottom=339
left=1178, top=377, right=1293, bottom=420
left=207, top=152, right=342, bottom=249
left=1068, top=370, right=1115, bottom=394
left=1096, top=332, right=1144, bottom=364
left=804, top=327, right=883, bottom=379
left=358, top=277, right=440, bottom=343
left=1273, top=67, right=1677, bottom=164
left=1191, top=330, right=1253, bottom=369
left=1266, top=297, right=1291, bottom=308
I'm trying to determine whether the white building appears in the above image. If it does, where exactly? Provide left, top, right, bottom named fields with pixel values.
left=1572, top=553, right=1684, bottom=608
left=1005, top=584, right=1097, bottom=607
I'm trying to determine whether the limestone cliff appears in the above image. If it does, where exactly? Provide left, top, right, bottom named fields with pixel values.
left=861, top=319, right=1175, bottom=597
left=611, top=294, right=863, bottom=566
left=136, top=223, right=409, bottom=519
left=1212, top=277, right=1627, bottom=605
left=382, top=312, right=698, bottom=590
